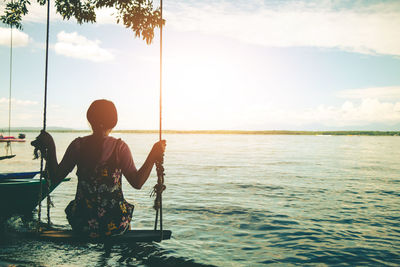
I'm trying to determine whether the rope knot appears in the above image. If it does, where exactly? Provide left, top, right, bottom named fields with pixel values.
left=150, top=183, right=166, bottom=198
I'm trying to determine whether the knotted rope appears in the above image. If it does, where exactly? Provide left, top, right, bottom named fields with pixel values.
left=151, top=158, right=166, bottom=240
left=150, top=0, right=166, bottom=240
left=151, top=162, right=166, bottom=208
left=151, top=159, right=166, bottom=208
left=36, top=0, right=51, bottom=231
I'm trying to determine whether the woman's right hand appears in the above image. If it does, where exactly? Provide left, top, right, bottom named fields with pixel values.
left=31, top=130, right=56, bottom=153
left=150, top=140, right=166, bottom=163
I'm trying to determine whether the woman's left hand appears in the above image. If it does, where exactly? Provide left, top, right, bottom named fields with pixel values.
left=31, top=130, right=56, bottom=158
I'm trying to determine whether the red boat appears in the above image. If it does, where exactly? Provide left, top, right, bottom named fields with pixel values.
left=0, top=135, right=26, bottom=142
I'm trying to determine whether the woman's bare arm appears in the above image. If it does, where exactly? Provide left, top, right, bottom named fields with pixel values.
left=32, top=131, right=75, bottom=186
left=124, top=140, right=166, bottom=189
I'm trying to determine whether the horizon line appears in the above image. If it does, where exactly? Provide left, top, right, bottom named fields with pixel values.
left=1, top=128, right=399, bottom=136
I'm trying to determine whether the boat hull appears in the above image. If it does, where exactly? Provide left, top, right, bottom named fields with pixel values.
left=0, top=139, right=26, bottom=142
left=0, top=135, right=26, bottom=142
left=0, top=171, right=40, bottom=179
left=0, top=178, right=70, bottom=220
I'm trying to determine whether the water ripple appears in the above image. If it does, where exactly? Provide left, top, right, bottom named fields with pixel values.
left=1, top=133, right=400, bottom=266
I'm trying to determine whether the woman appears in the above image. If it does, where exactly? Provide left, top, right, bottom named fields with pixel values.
left=33, top=99, right=166, bottom=238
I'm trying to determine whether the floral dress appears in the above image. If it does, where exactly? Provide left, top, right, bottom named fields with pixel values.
left=65, top=138, right=134, bottom=238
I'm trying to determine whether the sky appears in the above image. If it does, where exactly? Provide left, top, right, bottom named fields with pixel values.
left=1, top=0, right=400, bottom=131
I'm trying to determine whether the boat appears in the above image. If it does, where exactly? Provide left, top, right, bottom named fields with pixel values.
left=0, top=171, right=39, bottom=180
left=0, top=177, right=70, bottom=220
left=0, top=135, right=26, bottom=142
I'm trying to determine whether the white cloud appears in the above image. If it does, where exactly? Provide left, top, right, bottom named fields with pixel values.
left=337, top=86, right=400, bottom=100
left=296, top=99, right=400, bottom=127
left=0, top=98, right=40, bottom=128
left=0, top=98, right=38, bottom=106
left=0, top=27, right=30, bottom=47
left=243, top=98, right=400, bottom=129
left=304, top=86, right=400, bottom=127
left=5, top=0, right=399, bottom=56
left=167, top=1, right=400, bottom=56
left=54, top=31, right=114, bottom=62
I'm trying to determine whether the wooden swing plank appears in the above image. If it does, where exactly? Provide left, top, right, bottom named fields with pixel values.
left=32, top=229, right=172, bottom=243
left=0, top=155, right=15, bottom=160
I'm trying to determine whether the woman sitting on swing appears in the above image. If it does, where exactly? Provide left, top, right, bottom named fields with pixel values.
left=32, top=99, right=166, bottom=238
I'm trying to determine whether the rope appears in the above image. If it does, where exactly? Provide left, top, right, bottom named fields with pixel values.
left=6, top=141, right=12, bottom=156
left=159, top=0, right=163, bottom=142
left=8, top=26, right=12, bottom=138
left=6, top=26, right=13, bottom=156
left=152, top=0, right=165, bottom=240
left=153, top=161, right=165, bottom=225
left=37, top=0, right=51, bottom=230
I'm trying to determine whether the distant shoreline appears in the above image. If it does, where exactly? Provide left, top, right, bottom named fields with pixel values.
left=2, top=129, right=399, bottom=136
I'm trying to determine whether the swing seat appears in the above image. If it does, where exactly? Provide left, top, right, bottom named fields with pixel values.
left=32, top=229, right=172, bottom=243
left=0, top=155, right=16, bottom=160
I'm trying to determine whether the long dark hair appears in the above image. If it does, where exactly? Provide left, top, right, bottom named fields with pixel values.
left=81, top=99, right=118, bottom=170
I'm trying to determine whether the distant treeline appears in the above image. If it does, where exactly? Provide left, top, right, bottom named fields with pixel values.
left=112, top=130, right=400, bottom=136
left=2, top=129, right=400, bottom=136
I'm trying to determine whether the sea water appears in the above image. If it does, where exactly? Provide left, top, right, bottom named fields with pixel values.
left=0, top=132, right=399, bottom=266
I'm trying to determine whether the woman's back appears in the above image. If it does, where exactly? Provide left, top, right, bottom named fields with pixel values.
left=66, top=136, right=134, bottom=238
